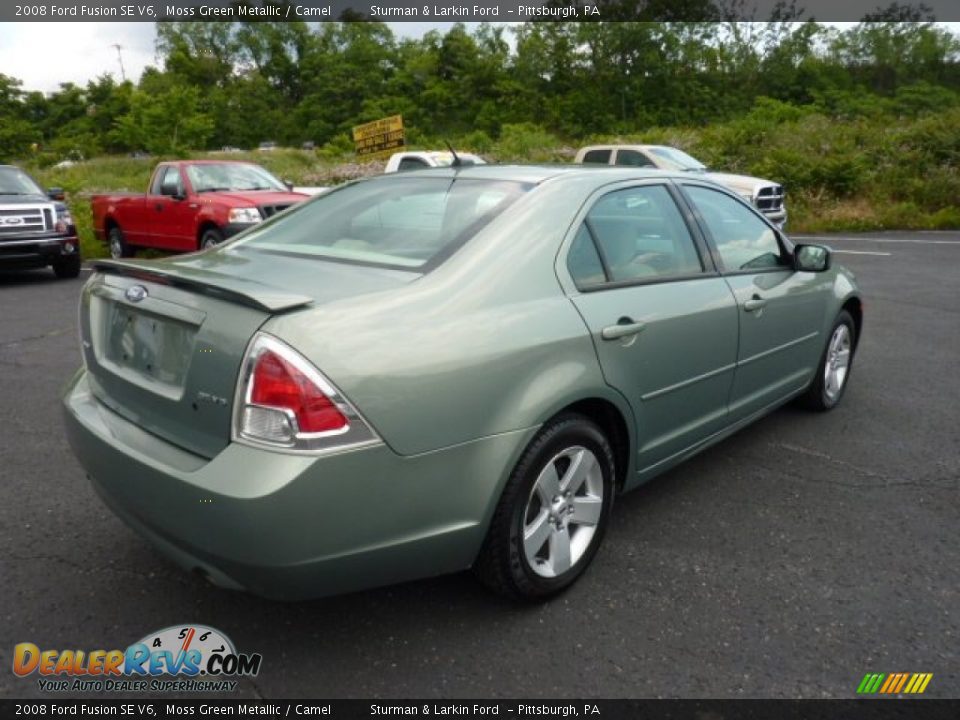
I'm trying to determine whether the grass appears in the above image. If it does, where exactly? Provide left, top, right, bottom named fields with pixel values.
left=22, top=108, right=960, bottom=260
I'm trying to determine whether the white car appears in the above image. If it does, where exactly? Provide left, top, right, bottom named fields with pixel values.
left=291, top=186, right=329, bottom=196
left=384, top=150, right=487, bottom=173
left=575, top=144, right=787, bottom=228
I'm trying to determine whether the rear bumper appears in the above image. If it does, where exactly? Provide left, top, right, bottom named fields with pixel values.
left=0, top=235, right=79, bottom=268
left=62, top=369, right=532, bottom=600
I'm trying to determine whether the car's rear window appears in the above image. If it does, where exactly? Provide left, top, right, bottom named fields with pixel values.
left=233, top=177, right=530, bottom=271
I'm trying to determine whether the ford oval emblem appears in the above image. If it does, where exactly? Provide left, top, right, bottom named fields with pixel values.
left=2, top=217, right=23, bottom=225
left=125, top=285, right=148, bottom=303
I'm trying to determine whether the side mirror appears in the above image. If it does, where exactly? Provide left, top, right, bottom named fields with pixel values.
left=283, top=179, right=294, bottom=191
left=794, top=244, right=831, bottom=273
left=47, top=187, right=65, bottom=201
left=161, top=182, right=185, bottom=200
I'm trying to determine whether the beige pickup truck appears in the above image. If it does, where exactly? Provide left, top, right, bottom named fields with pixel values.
left=575, top=144, right=787, bottom=228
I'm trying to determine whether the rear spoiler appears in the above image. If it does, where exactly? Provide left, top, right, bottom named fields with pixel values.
left=90, top=259, right=313, bottom=313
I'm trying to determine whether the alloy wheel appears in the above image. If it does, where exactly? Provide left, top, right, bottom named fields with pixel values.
left=824, top=324, right=852, bottom=401
left=522, top=446, right=604, bottom=578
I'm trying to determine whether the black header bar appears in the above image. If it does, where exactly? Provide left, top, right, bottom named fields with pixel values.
left=1, top=699, right=960, bottom=720
left=4, top=0, right=960, bottom=22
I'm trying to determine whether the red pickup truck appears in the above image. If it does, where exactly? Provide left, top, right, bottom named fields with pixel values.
left=92, top=161, right=309, bottom=258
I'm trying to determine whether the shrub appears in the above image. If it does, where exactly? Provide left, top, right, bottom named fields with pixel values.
left=491, top=123, right=564, bottom=162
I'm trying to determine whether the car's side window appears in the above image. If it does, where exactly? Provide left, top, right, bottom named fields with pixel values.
left=582, top=149, right=611, bottom=165
left=150, top=167, right=170, bottom=195
left=684, top=185, right=787, bottom=272
left=567, top=224, right=607, bottom=288
left=614, top=149, right=655, bottom=168
left=397, top=157, right=429, bottom=172
left=154, top=166, right=183, bottom=197
left=570, top=185, right=704, bottom=287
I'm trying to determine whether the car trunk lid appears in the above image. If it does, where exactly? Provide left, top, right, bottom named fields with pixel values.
left=81, top=254, right=417, bottom=458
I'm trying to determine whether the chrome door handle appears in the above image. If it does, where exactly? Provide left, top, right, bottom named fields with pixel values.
left=601, top=318, right=647, bottom=341
left=743, top=297, right=767, bottom=312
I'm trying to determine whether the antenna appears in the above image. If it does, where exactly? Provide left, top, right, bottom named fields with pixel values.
left=111, top=44, right=127, bottom=82
left=444, top=140, right=461, bottom=168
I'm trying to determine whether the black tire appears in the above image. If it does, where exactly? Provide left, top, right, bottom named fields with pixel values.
left=474, top=413, right=615, bottom=600
left=199, top=227, right=224, bottom=250
left=52, top=254, right=81, bottom=279
left=798, top=310, right=857, bottom=411
left=108, top=225, right=133, bottom=259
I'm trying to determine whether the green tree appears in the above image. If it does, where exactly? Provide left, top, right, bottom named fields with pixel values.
left=113, top=82, right=214, bottom=154
left=0, top=74, right=40, bottom=158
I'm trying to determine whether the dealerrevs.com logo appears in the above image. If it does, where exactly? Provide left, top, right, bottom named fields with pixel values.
left=13, top=625, right=262, bottom=693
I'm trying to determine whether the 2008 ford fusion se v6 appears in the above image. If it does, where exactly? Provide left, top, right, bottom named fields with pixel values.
left=63, top=165, right=862, bottom=600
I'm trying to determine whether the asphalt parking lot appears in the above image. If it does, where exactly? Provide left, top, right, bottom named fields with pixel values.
left=1, top=231, right=957, bottom=700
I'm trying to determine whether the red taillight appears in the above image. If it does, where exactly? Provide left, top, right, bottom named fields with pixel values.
left=235, top=334, right=378, bottom=453
left=250, top=349, right=347, bottom=433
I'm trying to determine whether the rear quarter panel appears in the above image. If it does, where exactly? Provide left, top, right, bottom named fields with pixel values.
left=262, top=176, right=636, bottom=460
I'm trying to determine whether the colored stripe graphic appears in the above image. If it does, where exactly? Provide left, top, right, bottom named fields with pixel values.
left=879, top=674, right=898, bottom=693
left=904, top=673, right=933, bottom=694
left=857, top=673, right=885, bottom=694
left=857, top=672, right=932, bottom=694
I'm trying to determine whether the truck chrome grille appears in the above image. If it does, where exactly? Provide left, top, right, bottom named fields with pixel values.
left=755, top=185, right=784, bottom=212
left=0, top=205, right=54, bottom=235
left=259, top=204, right=293, bottom=218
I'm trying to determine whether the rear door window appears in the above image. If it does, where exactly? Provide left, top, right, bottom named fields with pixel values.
left=567, top=224, right=606, bottom=288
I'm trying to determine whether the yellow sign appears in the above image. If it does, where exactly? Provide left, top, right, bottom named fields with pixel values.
left=352, top=115, right=405, bottom=157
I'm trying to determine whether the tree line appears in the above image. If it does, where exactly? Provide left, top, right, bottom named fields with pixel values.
left=2, top=14, right=959, bottom=162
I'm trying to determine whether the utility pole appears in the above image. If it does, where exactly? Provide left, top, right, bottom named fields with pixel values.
left=112, top=44, right=126, bottom=82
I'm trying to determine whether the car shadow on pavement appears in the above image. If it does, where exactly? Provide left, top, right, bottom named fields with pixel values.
left=0, top=268, right=81, bottom=286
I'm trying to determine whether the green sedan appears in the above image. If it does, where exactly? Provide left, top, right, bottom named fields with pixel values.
left=62, top=166, right=862, bottom=600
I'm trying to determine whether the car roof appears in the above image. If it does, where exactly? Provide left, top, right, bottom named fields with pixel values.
left=373, top=163, right=695, bottom=186
left=579, top=144, right=666, bottom=151
left=168, top=159, right=259, bottom=166
left=397, top=150, right=483, bottom=159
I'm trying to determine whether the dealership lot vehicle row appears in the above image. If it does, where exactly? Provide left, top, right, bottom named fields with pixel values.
left=1, top=233, right=957, bottom=698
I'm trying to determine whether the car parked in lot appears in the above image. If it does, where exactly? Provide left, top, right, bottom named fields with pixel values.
left=0, top=164, right=81, bottom=279
left=575, top=145, right=788, bottom=228
left=91, top=161, right=309, bottom=258
left=64, top=166, right=861, bottom=600
left=384, top=150, right=486, bottom=173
